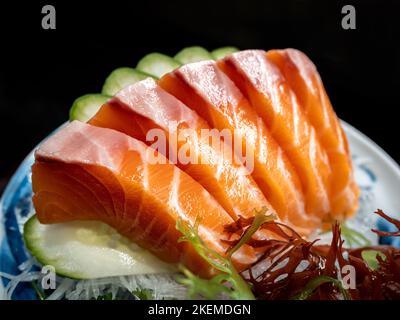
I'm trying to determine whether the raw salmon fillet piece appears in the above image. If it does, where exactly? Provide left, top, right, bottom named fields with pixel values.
left=219, top=50, right=332, bottom=220
left=159, top=61, right=319, bottom=235
left=32, top=121, right=256, bottom=277
left=89, top=78, right=274, bottom=222
left=265, top=49, right=359, bottom=218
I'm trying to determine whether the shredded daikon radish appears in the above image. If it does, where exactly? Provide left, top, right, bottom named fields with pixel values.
left=46, top=278, right=75, bottom=300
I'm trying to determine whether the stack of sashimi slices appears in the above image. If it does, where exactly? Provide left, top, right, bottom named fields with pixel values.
left=25, top=47, right=359, bottom=292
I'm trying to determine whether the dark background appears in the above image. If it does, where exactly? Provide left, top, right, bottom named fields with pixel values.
left=0, top=0, right=399, bottom=193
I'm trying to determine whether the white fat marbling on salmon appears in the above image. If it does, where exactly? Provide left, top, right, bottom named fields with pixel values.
left=174, top=60, right=262, bottom=167
left=168, top=166, right=186, bottom=219
left=214, top=156, right=224, bottom=180
left=140, top=153, right=150, bottom=190
left=227, top=50, right=332, bottom=215
left=308, top=130, right=330, bottom=213
left=197, top=225, right=227, bottom=252
left=274, top=148, right=295, bottom=221
left=287, top=87, right=302, bottom=148
left=288, top=49, right=333, bottom=136
left=319, top=87, right=347, bottom=154
left=228, top=50, right=282, bottom=97
left=36, top=121, right=169, bottom=181
left=114, top=78, right=201, bottom=130
left=280, top=49, right=356, bottom=210
left=228, top=50, right=305, bottom=148
left=284, top=49, right=346, bottom=153
left=285, top=49, right=318, bottom=96
left=36, top=121, right=130, bottom=171
left=256, top=117, right=267, bottom=161
left=176, top=61, right=242, bottom=110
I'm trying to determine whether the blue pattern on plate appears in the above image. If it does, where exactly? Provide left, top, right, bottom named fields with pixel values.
left=352, top=156, right=398, bottom=247
left=377, top=218, right=400, bottom=247
left=0, top=153, right=36, bottom=299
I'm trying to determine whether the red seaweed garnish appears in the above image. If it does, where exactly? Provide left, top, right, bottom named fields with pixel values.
left=224, top=209, right=400, bottom=300
left=372, top=209, right=400, bottom=237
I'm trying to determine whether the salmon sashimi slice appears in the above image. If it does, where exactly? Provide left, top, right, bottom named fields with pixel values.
left=88, top=78, right=274, bottom=222
left=265, top=49, right=359, bottom=218
left=32, top=121, right=256, bottom=277
left=219, top=50, right=332, bottom=220
left=159, top=61, right=320, bottom=236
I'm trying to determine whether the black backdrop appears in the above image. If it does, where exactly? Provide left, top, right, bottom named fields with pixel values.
left=0, top=0, right=399, bottom=193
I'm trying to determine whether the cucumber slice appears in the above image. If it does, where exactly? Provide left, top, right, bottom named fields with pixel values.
left=102, top=68, right=153, bottom=96
left=211, top=46, right=239, bottom=59
left=24, top=215, right=177, bottom=279
left=69, top=94, right=110, bottom=122
left=136, top=53, right=181, bottom=78
left=174, top=46, right=213, bottom=64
